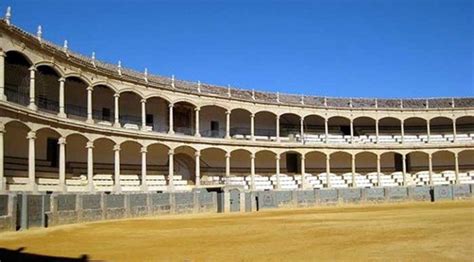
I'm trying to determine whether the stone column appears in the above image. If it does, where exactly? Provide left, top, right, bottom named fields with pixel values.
left=27, top=131, right=37, bottom=192
left=225, top=152, right=231, bottom=177
left=428, top=154, right=433, bottom=186
left=452, top=118, right=457, bottom=142
left=168, top=103, right=174, bottom=134
left=0, top=51, right=6, bottom=100
left=326, top=154, right=331, bottom=188
left=275, top=154, right=281, bottom=190
left=168, top=149, right=174, bottom=191
left=300, top=116, right=304, bottom=143
left=141, top=146, right=148, bottom=191
left=324, top=119, right=329, bottom=144
left=58, top=137, right=67, bottom=192
left=454, top=152, right=459, bottom=184
left=141, top=99, right=147, bottom=130
left=194, top=107, right=201, bottom=137
left=86, top=86, right=93, bottom=123
left=276, top=115, right=280, bottom=142
left=113, top=144, right=121, bottom=193
left=426, top=119, right=431, bottom=143
left=402, top=154, right=407, bottom=186
left=300, top=154, right=306, bottom=189
left=225, top=110, right=231, bottom=139
left=376, top=154, right=381, bottom=186
left=250, top=152, right=255, bottom=190
left=113, top=93, right=120, bottom=127
left=195, top=151, right=200, bottom=187
left=86, top=141, right=94, bottom=192
left=250, top=113, right=255, bottom=141
left=351, top=154, right=356, bottom=187
left=375, top=119, right=379, bottom=144
left=0, top=125, right=5, bottom=191
left=400, top=119, right=405, bottom=144
left=58, top=78, right=66, bottom=118
left=28, top=67, right=37, bottom=110
left=350, top=119, right=354, bottom=144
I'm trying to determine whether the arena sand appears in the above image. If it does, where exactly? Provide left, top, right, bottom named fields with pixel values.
left=0, top=200, right=472, bottom=261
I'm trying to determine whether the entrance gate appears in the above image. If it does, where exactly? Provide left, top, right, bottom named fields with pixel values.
left=229, top=189, right=240, bottom=212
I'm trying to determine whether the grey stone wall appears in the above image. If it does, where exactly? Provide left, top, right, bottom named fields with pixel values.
left=408, top=186, right=431, bottom=201
left=433, top=185, right=453, bottom=201
left=274, top=191, right=293, bottom=207
left=385, top=187, right=408, bottom=201
left=256, top=191, right=277, bottom=210
left=338, top=188, right=362, bottom=203
left=452, top=185, right=471, bottom=199
left=150, top=193, right=171, bottom=214
left=318, top=189, right=338, bottom=204
left=296, top=190, right=316, bottom=207
left=197, top=192, right=217, bottom=213
left=0, top=194, right=15, bottom=232
left=129, top=194, right=148, bottom=217
left=0, top=195, right=8, bottom=216
left=362, top=188, right=385, bottom=201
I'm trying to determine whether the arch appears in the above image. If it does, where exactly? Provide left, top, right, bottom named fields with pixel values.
left=230, top=108, right=251, bottom=137
left=327, top=116, right=351, bottom=137
left=93, top=137, right=115, bottom=175
left=5, top=50, right=33, bottom=66
left=36, top=64, right=60, bottom=113
left=117, top=88, right=145, bottom=99
left=255, top=110, right=277, bottom=117
left=174, top=145, right=198, bottom=153
left=34, top=61, right=64, bottom=76
left=144, top=93, right=172, bottom=104
left=90, top=81, right=119, bottom=93
left=305, top=151, right=326, bottom=175
left=355, top=151, right=377, bottom=175
left=92, top=85, right=115, bottom=123
left=280, top=113, right=301, bottom=139
left=458, top=149, right=474, bottom=172
left=4, top=120, right=29, bottom=163
left=64, top=132, right=89, bottom=141
left=254, top=111, right=276, bottom=138
left=455, top=116, right=474, bottom=134
left=255, top=150, right=277, bottom=176
left=379, top=151, right=404, bottom=174
left=404, top=117, right=427, bottom=136
left=353, top=117, right=376, bottom=138
left=4, top=119, right=31, bottom=131
left=171, top=98, right=198, bottom=108
left=405, top=151, right=429, bottom=173
left=65, top=133, right=88, bottom=178
left=329, top=151, right=351, bottom=175
left=432, top=150, right=455, bottom=172
left=230, top=149, right=251, bottom=175
left=4, top=51, right=31, bottom=105
left=303, top=114, right=325, bottom=136
left=64, top=76, right=89, bottom=119
left=119, top=91, right=142, bottom=127
left=63, top=73, right=92, bottom=86
left=146, top=141, right=171, bottom=150
left=199, top=105, right=227, bottom=138
left=34, top=127, right=63, bottom=138
left=378, top=117, right=402, bottom=136
left=201, top=146, right=228, bottom=154
left=200, top=147, right=227, bottom=178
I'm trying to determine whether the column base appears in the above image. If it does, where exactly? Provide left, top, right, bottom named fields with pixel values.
left=57, top=112, right=67, bottom=118
left=168, top=185, right=175, bottom=192
left=30, top=182, right=38, bottom=193
left=113, top=122, right=121, bottom=128
left=225, top=135, right=230, bottom=139
left=194, top=133, right=201, bottom=138
left=86, top=118, right=94, bottom=124
left=88, top=183, right=96, bottom=194
left=28, top=103, right=37, bottom=111
left=114, top=185, right=122, bottom=194
left=0, top=177, right=6, bottom=193
left=168, top=131, right=175, bottom=135
left=0, top=94, right=6, bottom=101
left=141, top=184, right=149, bottom=192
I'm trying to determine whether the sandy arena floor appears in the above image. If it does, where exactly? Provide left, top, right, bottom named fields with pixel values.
left=0, top=200, right=473, bottom=261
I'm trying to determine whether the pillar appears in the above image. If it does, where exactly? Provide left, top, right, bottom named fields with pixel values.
left=225, top=152, right=231, bottom=177
left=168, top=149, right=174, bottom=191
left=0, top=125, right=5, bottom=191
left=58, top=137, right=66, bottom=192
left=375, top=119, right=379, bottom=144
left=27, top=131, right=37, bottom=192
left=113, top=144, right=121, bottom=192
left=113, top=93, right=120, bottom=127
left=350, top=119, right=354, bottom=144
left=0, top=51, right=6, bottom=100
left=195, top=151, right=201, bottom=187
left=86, top=86, right=93, bottom=123
left=325, top=154, right=331, bottom=188
left=276, top=115, right=280, bottom=142
left=428, top=154, right=433, bottom=186
left=454, top=152, right=459, bottom=184
left=168, top=103, right=174, bottom=135
left=376, top=154, right=381, bottom=186
left=194, top=107, right=201, bottom=137
left=225, top=110, right=231, bottom=139
left=141, top=146, right=148, bottom=191
left=300, top=154, right=306, bottom=189
left=402, top=154, right=407, bottom=186
left=400, top=119, right=405, bottom=144
left=250, top=152, right=255, bottom=190
left=141, top=99, right=147, bottom=129
left=28, top=67, right=37, bottom=110
left=452, top=118, right=457, bottom=142
left=324, top=119, right=329, bottom=143
left=250, top=113, right=255, bottom=141
left=351, top=154, right=356, bottom=187
left=426, top=119, right=431, bottom=143
left=86, top=141, right=94, bottom=192
left=58, top=78, right=66, bottom=118
left=275, top=154, right=281, bottom=190
left=300, top=116, right=304, bottom=143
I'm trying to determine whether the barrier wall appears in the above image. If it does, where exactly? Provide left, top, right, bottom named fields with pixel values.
left=0, top=184, right=472, bottom=233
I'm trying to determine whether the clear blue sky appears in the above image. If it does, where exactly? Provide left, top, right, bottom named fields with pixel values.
left=2, top=0, right=473, bottom=98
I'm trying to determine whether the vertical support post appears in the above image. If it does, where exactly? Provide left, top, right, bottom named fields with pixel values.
left=194, top=107, right=201, bottom=137
left=168, top=149, right=174, bottom=191
left=58, top=137, right=66, bottom=192
left=428, top=154, right=433, bottom=186
left=225, top=152, right=231, bottom=178
left=250, top=113, right=255, bottom=141
left=376, top=154, right=381, bottom=187
left=324, top=119, right=329, bottom=143
left=0, top=51, right=6, bottom=101
left=426, top=119, right=431, bottom=143
left=375, top=119, right=379, bottom=144
left=113, top=144, right=121, bottom=193
left=400, top=119, right=405, bottom=144
left=250, top=152, right=255, bottom=190
left=141, top=146, right=148, bottom=191
left=27, top=131, right=37, bottom=192
left=402, top=154, right=407, bottom=186
left=58, top=78, right=66, bottom=118
left=452, top=118, right=457, bottom=142
left=141, top=99, right=147, bottom=130
left=326, top=154, right=331, bottom=188
left=195, top=150, right=200, bottom=187
left=86, top=141, right=94, bottom=192
left=350, top=119, right=354, bottom=144
left=225, top=110, right=231, bottom=139
left=28, top=67, right=37, bottom=110
left=0, top=125, right=5, bottom=191
left=113, top=93, right=120, bottom=127
left=300, top=154, right=306, bottom=189
left=454, top=152, right=459, bottom=184
left=168, top=103, right=174, bottom=134
left=86, top=86, right=93, bottom=123
left=300, top=116, right=304, bottom=143
left=275, top=154, right=281, bottom=190
left=276, top=115, right=280, bottom=142
left=351, top=154, right=356, bottom=187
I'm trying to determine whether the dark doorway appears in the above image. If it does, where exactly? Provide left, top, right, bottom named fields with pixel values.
left=394, top=154, right=403, bottom=172
left=340, top=125, right=351, bottom=135
left=286, top=153, right=298, bottom=173
left=102, top=108, right=111, bottom=121
left=230, top=189, right=240, bottom=212
left=47, top=138, right=59, bottom=167
left=146, top=114, right=154, bottom=126
left=211, top=121, right=219, bottom=137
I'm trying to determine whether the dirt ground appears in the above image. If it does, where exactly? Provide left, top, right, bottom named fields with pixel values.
left=0, top=200, right=473, bottom=261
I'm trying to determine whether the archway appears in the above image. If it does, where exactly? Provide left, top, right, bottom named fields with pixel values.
left=230, top=108, right=251, bottom=138
left=64, top=77, right=88, bottom=120
left=36, top=65, right=60, bottom=113
left=200, top=105, right=226, bottom=138
left=4, top=51, right=31, bottom=105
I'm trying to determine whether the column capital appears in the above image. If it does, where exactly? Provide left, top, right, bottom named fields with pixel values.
left=114, top=93, right=120, bottom=98
left=113, top=144, right=121, bottom=151
left=86, top=141, right=94, bottom=149
left=301, top=155, right=305, bottom=160
left=168, top=149, right=174, bottom=155
left=250, top=153, right=255, bottom=159
left=326, top=154, right=331, bottom=160
left=58, top=77, right=66, bottom=83
left=141, top=146, right=147, bottom=153
left=250, top=113, right=255, bottom=118
left=58, top=137, right=67, bottom=145
left=194, top=107, right=200, bottom=112
left=86, top=86, right=94, bottom=92
left=376, top=154, right=381, bottom=160
left=168, top=103, right=174, bottom=108
left=0, top=124, right=5, bottom=133
left=275, top=155, right=280, bottom=160
left=27, top=131, right=36, bottom=140
left=225, top=152, right=231, bottom=158
left=0, top=50, right=6, bottom=57
left=428, top=154, right=432, bottom=160
left=226, top=110, right=231, bottom=115
left=29, top=66, right=37, bottom=72
left=140, top=98, right=147, bottom=104
left=194, top=151, right=201, bottom=157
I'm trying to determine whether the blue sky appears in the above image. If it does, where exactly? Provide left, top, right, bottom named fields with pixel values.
left=2, top=0, right=472, bottom=98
